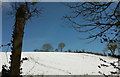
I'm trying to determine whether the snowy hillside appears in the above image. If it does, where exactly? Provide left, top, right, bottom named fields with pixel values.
left=0, top=52, right=117, bottom=75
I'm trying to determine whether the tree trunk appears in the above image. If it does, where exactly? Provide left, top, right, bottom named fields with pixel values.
left=118, top=25, right=120, bottom=76
left=111, top=50, right=114, bottom=56
left=117, top=3, right=120, bottom=76
left=9, top=5, right=26, bottom=77
left=61, top=48, right=62, bottom=52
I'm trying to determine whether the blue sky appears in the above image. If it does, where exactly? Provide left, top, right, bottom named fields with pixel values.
left=2, top=2, right=106, bottom=53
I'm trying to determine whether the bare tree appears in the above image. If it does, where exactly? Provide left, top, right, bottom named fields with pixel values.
left=58, top=42, right=66, bottom=52
left=64, top=2, right=120, bottom=42
left=103, top=41, right=117, bottom=55
left=5, top=2, right=42, bottom=77
left=102, top=48, right=108, bottom=55
left=64, top=2, right=120, bottom=74
left=42, top=43, right=54, bottom=52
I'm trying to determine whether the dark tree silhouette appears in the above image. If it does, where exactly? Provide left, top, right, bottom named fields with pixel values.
left=55, top=48, right=59, bottom=52
left=103, top=41, right=117, bottom=55
left=68, top=49, right=72, bottom=52
left=64, top=2, right=120, bottom=41
left=7, top=2, right=42, bottom=76
left=58, top=42, right=66, bottom=52
left=34, top=49, right=40, bottom=52
left=42, top=43, right=54, bottom=52
left=64, top=2, right=120, bottom=74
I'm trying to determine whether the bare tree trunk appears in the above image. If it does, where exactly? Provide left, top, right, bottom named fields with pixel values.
left=61, top=48, right=62, bottom=52
left=9, top=5, right=26, bottom=77
left=118, top=25, right=120, bottom=76
left=117, top=3, right=120, bottom=76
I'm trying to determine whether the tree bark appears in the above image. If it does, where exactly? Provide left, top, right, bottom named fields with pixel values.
left=118, top=25, right=120, bottom=76
left=61, top=48, right=62, bottom=52
left=9, top=5, right=26, bottom=77
left=117, top=3, right=120, bottom=76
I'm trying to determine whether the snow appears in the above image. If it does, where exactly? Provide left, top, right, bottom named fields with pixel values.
left=0, top=52, right=118, bottom=75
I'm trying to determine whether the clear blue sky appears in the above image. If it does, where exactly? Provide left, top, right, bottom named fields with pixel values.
left=2, top=2, right=106, bottom=53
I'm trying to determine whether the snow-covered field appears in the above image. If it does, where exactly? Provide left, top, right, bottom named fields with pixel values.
left=0, top=52, right=117, bottom=75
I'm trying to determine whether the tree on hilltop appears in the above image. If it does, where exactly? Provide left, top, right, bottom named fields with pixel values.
left=58, top=42, right=66, bottom=52
left=42, top=43, right=54, bottom=52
